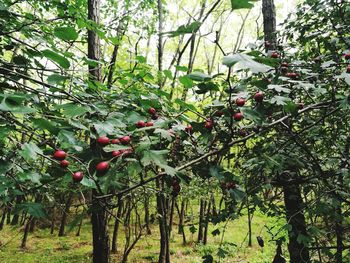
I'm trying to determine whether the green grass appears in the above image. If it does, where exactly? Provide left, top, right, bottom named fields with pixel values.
left=0, top=210, right=288, bottom=262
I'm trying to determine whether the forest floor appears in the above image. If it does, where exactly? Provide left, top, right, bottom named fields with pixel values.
left=0, top=210, right=287, bottom=263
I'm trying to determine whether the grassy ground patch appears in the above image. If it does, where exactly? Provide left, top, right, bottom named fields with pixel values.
left=0, top=210, right=288, bottom=262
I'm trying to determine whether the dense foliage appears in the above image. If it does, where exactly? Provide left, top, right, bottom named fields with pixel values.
left=0, top=0, right=349, bottom=262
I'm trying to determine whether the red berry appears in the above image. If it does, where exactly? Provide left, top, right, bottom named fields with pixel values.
left=148, top=107, right=157, bottom=115
left=60, top=160, right=69, bottom=168
left=111, top=139, right=120, bottom=144
left=297, top=102, right=304, bottom=110
left=271, top=51, right=279, bottom=58
left=347, top=66, right=350, bottom=73
left=136, top=121, right=146, bottom=128
left=53, top=150, right=67, bottom=161
left=120, top=136, right=131, bottom=145
left=345, top=54, right=350, bottom=60
left=185, top=124, right=193, bottom=133
left=121, top=148, right=133, bottom=157
left=97, top=136, right=110, bottom=146
left=235, top=98, right=246, bottom=107
left=204, top=120, right=213, bottom=130
left=146, top=122, right=154, bottom=127
left=286, top=72, right=298, bottom=79
left=72, top=171, right=84, bottom=182
left=254, top=92, right=264, bottom=103
left=96, top=161, right=109, bottom=176
left=264, top=41, right=271, bottom=48
left=112, top=150, right=122, bottom=157
left=233, top=112, right=243, bottom=121
left=281, top=62, right=289, bottom=67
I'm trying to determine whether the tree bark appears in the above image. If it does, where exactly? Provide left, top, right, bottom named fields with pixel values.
left=283, top=182, right=310, bottom=263
left=111, top=196, right=123, bottom=253
left=87, top=0, right=109, bottom=262
left=156, top=178, right=170, bottom=263
left=157, top=0, right=164, bottom=89
left=21, top=216, right=33, bottom=249
left=58, top=192, right=73, bottom=236
left=262, top=0, right=276, bottom=49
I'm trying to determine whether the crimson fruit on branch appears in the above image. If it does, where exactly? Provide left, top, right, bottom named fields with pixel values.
left=97, top=136, right=110, bottom=146
left=233, top=112, right=243, bottom=121
left=286, top=72, right=299, bottom=79
left=146, top=121, right=154, bottom=127
left=185, top=124, right=193, bottom=133
left=235, top=98, right=246, bottom=107
left=121, top=148, right=133, bottom=157
left=297, top=102, right=304, bottom=110
left=72, top=172, right=84, bottom=182
left=254, top=91, right=264, bottom=103
left=271, top=51, right=279, bottom=58
left=345, top=53, right=350, bottom=60
left=111, top=139, right=120, bottom=144
left=136, top=121, right=146, bottom=128
left=96, top=161, right=109, bottom=176
left=53, top=150, right=67, bottom=161
left=60, top=160, right=69, bottom=168
left=281, top=62, right=289, bottom=67
left=264, top=41, right=272, bottom=48
left=112, top=150, right=122, bottom=157
left=120, top=135, right=131, bottom=145
left=148, top=107, right=157, bottom=115
left=347, top=66, right=350, bottom=73
left=204, top=119, right=214, bottom=130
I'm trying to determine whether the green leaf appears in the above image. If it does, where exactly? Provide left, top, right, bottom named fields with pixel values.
left=141, top=150, right=168, bottom=166
left=57, top=130, right=82, bottom=151
left=222, top=53, right=272, bottom=73
left=42, top=49, right=70, bottom=69
left=54, top=26, right=78, bottom=41
left=231, top=0, right=258, bottom=10
left=20, top=142, right=43, bottom=161
left=268, top=85, right=291, bottom=93
left=32, top=118, right=59, bottom=134
left=179, top=76, right=193, bottom=88
left=195, top=82, right=219, bottom=94
left=217, top=248, right=228, bottom=258
left=14, top=203, right=46, bottom=218
left=187, top=72, right=212, bottom=81
left=270, top=95, right=291, bottom=106
left=18, top=171, right=42, bottom=184
left=202, top=255, right=214, bottom=263
left=0, top=94, right=36, bottom=114
left=57, top=103, right=90, bottom=117
left=47, top=74, right=69, bottom=84
left=164, top=21, right=201, bottom=37
left=163, top=69, right=173, bottom=79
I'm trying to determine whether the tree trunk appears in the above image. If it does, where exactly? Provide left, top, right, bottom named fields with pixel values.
left=262, top=0, right=276, bottom=49
left=21, top=216, right=33, bottom=249
left=168, top=197, right=175, bottom=237
left=157, top=0, right=164, bottom=89
left=144, top=196, right=152, bottom=235
left=197, top=199, right=205, bottom=243
left=283, top=183, right=310, bottom=263
left=87, top=0, right=109, bottom=262
left=111, top=196, right=123, bottom=253
left=11, top=196, right=22, bottom=225
left=50, top=206, right=55, bottom=235
left=203, top=201, right=211, bottom=245
left=156, top=178, right=170, bottom=263
left=58, top=192, right=73, bottom=236
left=0, top=208, right=6, bottom=230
